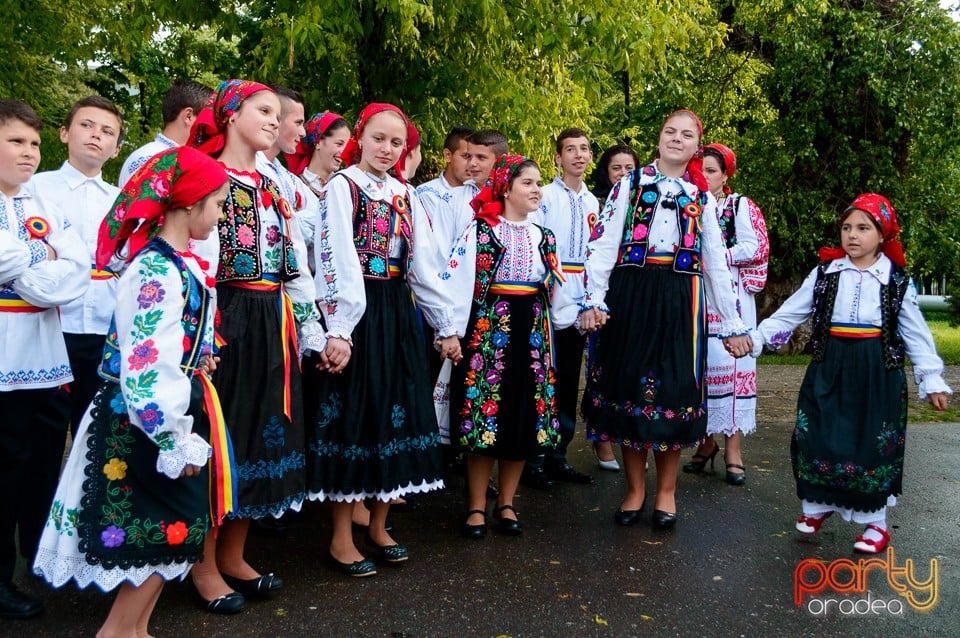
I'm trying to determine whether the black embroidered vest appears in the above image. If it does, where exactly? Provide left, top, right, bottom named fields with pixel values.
left=810, top=262, right=910, bottom=369
left=617, top=172, right=706, bottom=275
left=343, top=176, right=413, bottom=280
left=472, top=219, right=557, bottom=304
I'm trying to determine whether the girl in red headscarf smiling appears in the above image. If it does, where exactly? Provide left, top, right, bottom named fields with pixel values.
left=306, top=103, right=458, bottom=577
left=752, top=193, right=950, bottom=554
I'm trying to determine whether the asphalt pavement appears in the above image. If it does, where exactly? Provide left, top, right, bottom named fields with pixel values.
left=3, top=365, right=957, bottom=637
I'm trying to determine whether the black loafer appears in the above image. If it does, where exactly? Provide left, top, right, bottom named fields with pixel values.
left=193, top=589, right=246, bottom=615
left=492, top=505, right=523, bottom=536
left=365, top=534, right=409, bottom=563
left=652, top=509, right=677, bottom=530
left=547, top=462, right=594, bottom=484
left=462, top=509, right=488, bottom=539
left=0, top=581, right=43, bottom=619
left=328, top=555, right=377, bottom=578
left=520, top=467, right=554, bottom=491
left=221, top=572, right=283, bottom=597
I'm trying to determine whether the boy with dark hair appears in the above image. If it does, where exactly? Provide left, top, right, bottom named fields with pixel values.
left=28, top=95, right=123, bottom=440
left=446, top=129, right=510, bottom=255
left=0, top=99, right=88, bottom=619
left=118, top=79, right=212, bottom=186
left=524, top=127, right=597, bottom=488
left=416, top=126, right=474, bottom=255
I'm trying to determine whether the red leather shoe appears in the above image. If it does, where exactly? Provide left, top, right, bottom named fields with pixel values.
left=853, top=524, right=891, bottom=554
left=795, top=512, right=832, bottom=534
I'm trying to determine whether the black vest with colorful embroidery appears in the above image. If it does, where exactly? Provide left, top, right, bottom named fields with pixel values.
left=344, top=176, right=413, bottom=280
left=617, top=171, right=708, bottom=275
left=810, top=261, right=910, bottom=369
left=472, top=219, right=557, bottom=304
left=717, top=194, right=741, bottom=249
left=217, top=174, right=299, bottom=283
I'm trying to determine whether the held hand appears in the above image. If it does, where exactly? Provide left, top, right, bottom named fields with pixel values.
left=324, top=336, right=352, bottom=374
left=928, top=392, right=949, bottom=411
left=595, top=308, right=609, bottom=328
left=579, top=308, right=606, bottom=333
left=438, top=336, right=462, bottom=364
left=722, top=334, right=753, bottom=358
left=316, top=349, right=332, bottom=372
left=179, top=464, right=202, bottom=478
left=199, top=355, right=220, bottom=376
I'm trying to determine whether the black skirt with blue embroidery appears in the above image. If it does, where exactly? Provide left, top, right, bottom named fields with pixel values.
left=214, top=284, right=306, bottom=519
left=306, top=278, right=444, bottom=501
left=582, top=265, right=708, bottom=450
left=792, top=336, right=906, bottom=512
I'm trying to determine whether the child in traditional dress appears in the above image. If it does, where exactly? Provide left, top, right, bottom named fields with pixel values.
left=0, top=98, right=88, bottom=621
left=751, top=193, right=950, bottom=554
left=188, top=79, right=326, bottom=607
left=443, top=155, right=577, bottom=538
left=308, top=102, right=458, bottom=577
left=33, top=145, right=237, bottom=634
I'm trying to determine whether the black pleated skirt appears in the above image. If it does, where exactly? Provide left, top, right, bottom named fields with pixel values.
left=215, top=284, right=305, bottom=519
left=307, top=278, right=444, bottom=501
left=792, top=336, right=906, bottom=512
left=582, top=265, right=708, bottom=450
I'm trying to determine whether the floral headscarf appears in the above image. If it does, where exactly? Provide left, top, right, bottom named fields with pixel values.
left=819, top=193, right=906, bottom=267
left=469, top=154, right=531, bottom=227
left=340, top=102, right=411, bottom=182
left=96, top=146, right=228, bottom=269
left=703, top=143, right=737, bottom=195
left=283, top=111, right=346, bottom=176
left=188, top=79, right=274, bottom=157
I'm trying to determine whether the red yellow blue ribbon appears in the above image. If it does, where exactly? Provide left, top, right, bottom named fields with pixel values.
left=0, top=292, right=43, bottom=313
left=829, top=324, right=881, bottom=339
left=198, top=373, right=236, bottom=526
left=691, top=277, right=704, bottom=387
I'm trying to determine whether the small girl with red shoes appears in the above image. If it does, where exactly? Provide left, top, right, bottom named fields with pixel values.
left=751, top=193, right=951, bottom=554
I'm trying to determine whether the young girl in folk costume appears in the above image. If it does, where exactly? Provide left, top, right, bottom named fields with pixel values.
left=188, top=80, right=326, bottom=606
left=308, top=103, right=458, bottom=577
left=444, top=155, right=576, bottom=538
left=33, top=146, right=238, bottom=633
left=684, top=143, right=769, bottom=485
left=579, top=110, right=752, bottom=530
left=752, top=193, right=950, bottom=553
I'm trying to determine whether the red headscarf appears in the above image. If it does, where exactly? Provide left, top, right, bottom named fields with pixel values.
left=703, top=143, right=737, bottom=195
left=96, top=146, right=228, bottom=269
left=188, top=79, right=274, bottom=157
left=340, top=102, right=410, bottom=183
left=283, top=111, right=346, bottom=176
left=658, top=109, right=709, bottom=193
left=469, top=154, right=532, bottom=227
left=819, top=193, right=906, bottom=267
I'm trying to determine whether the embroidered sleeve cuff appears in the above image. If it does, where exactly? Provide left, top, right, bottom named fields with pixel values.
left=27, top=240, right=47, bottom=265
left=749, top=329, right=764, bottom=358
left=155, top=433, right=212, bottom=479
left=324, top=318, right=355, bottom=341
left=578, top=302, right=610, bottom=313
left=298, top=321, right=328, bottom=355
left=715, top=320, right=750, bottom=339
left=916, top=372, right=952, bottom=400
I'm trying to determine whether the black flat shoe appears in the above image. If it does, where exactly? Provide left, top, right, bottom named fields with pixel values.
left=0, top=581, right=43, bottom=619
left=520, top=466, right=554, bottom=491
left=547, top=462, right=594, bottom=484
left=652, top=509, right=677, bottom=530
left=221, top=572, right=283, bottom=597
left=492, top=504, right=523, bottom=536
left=191, top=586, right=246, bottom=615
left=614, top=499, right=646, bottom=526
left=726, top=463, right=746, bottom=486
left=462, top=509, right=487, bottom=539
left=328, top=554, right=377, bottom=578
left=682, top=442, right=719, bottom=474
left=365, top=534, right=409, bottom=563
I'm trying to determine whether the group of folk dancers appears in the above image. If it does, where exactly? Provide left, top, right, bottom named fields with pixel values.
left=0, top=79, right=951, bottom=635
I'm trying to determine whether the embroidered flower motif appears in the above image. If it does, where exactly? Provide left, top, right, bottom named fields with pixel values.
left=481, top=399, right=498, bottom=416
left=265, top=225, right=281, bottom=246
left=103, top=458, right=128, bottom=481
left=632, top=225, right=648, bottom=241
left=149, top=175, right=171, bottom=198
left=165, top=521, right=189, bottom=545
left=491, top=330, right=509, bottom=348
left=127, top=339, right=159, bottom=370
left=237, top=225, right=255, bottom=247
left=370, top=256, right=386, bottom=274
left=137, top=280, right=165, bottom=308
left=233, top=254, right=255, bottom=275
left=101, top=525, right=126, bottom=548
left=481, top=431, right=496, bottom=445
left=391, top=404, right=406, bottom=428
left=110, top=392, right=126, bottom=414
left=262, top=417, right=285, bottom=448
left=137, top=403, right=165, bottom=434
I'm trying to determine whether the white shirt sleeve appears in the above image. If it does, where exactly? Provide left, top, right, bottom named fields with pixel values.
left=751, top=266, right=819, bottom=356
left=583, top=176, right=631, bottom=311
left=12, top=211, right=88, bottom=308
left=898, top=282, right=952, bottom=398
left=728, top=196, right=765, bottom=266
left=407, top=189, right=457, bottom=337
left=699, top=193, right=749, bottom=337
left=438, top=222, right=479, bottom=338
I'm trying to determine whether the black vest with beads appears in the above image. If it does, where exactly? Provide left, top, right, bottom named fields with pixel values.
left=809, top=261, right=910, bottom=369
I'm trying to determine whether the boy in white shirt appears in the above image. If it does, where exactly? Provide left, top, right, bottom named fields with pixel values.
left=118, top=79, right=212, bottom=187
left=416, top=126, right=474, bottom=258
left=29, top=96, right=123, bottom=438
left=0, top=99, right=88, bottom=620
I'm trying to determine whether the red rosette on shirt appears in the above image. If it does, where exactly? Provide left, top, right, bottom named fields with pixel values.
left=683, top=203, right=701, bottom=218
left=25, top=216, right=51, bottom=240
left=277, top=195, right=293, bottom=220
left=392, top=194, right=408, bottom=215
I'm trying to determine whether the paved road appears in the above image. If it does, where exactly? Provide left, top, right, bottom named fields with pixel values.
left=3, top=366, right=957, bottom=637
